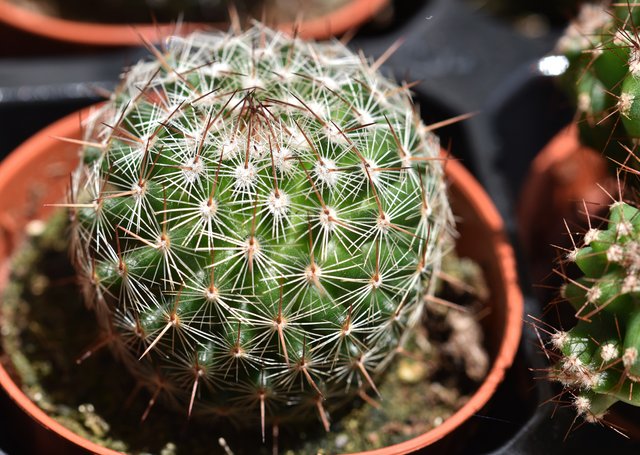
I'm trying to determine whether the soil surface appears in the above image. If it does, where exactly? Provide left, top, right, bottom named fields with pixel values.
left=0, top=212, right=488, bottom=454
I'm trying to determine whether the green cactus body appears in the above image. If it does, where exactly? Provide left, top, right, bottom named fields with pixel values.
left=553, top=201, right=640, bottom=421
left=556, top=1, right=640, bottom=166
left=68, top=25, right=452, bottom=431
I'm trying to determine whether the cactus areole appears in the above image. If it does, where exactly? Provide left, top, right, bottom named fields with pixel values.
left=68, top=24, right=452, bottom=431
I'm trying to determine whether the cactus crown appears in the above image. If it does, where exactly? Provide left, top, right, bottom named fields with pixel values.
left=68, top=24, right=452, bottom=431
left=550, top=199, right=640, bottom=422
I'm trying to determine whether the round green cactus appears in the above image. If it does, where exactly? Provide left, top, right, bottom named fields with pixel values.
left=67, top=24, right=452, bottom=432
left=550, top=200, right=640, bottom=422
left=556, top=1, right=640, bottom=166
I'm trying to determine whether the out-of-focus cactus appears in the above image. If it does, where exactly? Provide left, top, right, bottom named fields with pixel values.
left=556, top=1, right=640, bottom=166
left=67, top=24, right=452, bottom=433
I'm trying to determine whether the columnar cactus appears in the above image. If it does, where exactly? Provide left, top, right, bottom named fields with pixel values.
left=67, top=24, right=452, bottom=432
left=544, top=0, right=640, bottom=426
left=550, top=200, right=640, bottom=422
left=556, top=1, right=640, bottom=165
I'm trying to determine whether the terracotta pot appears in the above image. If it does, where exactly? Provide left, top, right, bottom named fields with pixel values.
left=0, top=108, right=523, bottom=454
left=0, top=0, right=389, bottom=47
left=517, top=124, right=614, bottom=299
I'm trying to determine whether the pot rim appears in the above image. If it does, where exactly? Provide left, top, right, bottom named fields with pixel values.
left=0, top=0, right=388, bottom=45
left=0, top=107, right=523, bottom=455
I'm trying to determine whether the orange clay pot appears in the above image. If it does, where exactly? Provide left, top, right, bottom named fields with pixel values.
left=0, top=108, right=523, bottom=454
left=0, top=0, right=389, bottom=47
left=517, top=124, right=615, bottom=295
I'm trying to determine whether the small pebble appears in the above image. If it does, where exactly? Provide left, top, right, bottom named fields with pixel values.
left=26, top=220, right=46, bottom=237
left=397, top=358, right=428, bottom=384
left=78, top=403, right=94, bottom=413
left=366, top=432, right=380, bottom=446
left=79, top=403, right=110, bottom=437
left=160, top=442, right=177, bottom=455
left=334, top=433, right=349, bottom=449
left=30, top=275, right=49, bottom=296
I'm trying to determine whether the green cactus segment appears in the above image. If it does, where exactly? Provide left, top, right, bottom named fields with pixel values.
left=556, top=1, right=640, bottom=165
left=623, top=310, right=640, bottom=378
left=553, top=201, right=640, bottom=421
left=593, top=42, right=629, bottom=92
left=620, top=74, right=640, bottom=138
left=68, top=25, right=452, bottom=430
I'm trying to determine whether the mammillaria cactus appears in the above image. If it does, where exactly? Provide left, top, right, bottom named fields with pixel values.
left=549, top=199, right=640, bottom=422
left=66, top=23, right=452, bottom=434
left=555, top=1, right=640, bottom=165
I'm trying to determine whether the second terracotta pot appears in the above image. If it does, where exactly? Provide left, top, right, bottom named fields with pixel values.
left=0, top=0, right=389, bottom=49
left=518, top=124, right=614, bottom=295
